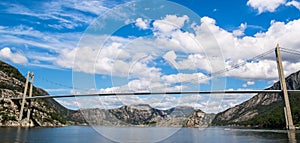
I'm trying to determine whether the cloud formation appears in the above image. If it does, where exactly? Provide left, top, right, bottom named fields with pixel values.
left=247, top=0, right=300, bottom=14
left=2, top=1, right=299, bottom=82
left=286, top=0, right=300, bottom=10
left=247, top=0, right=286, bottom=13
left=64, top=14, right=300, bottom=86
left=0, top=47, right=28, bottom=64
left=0, top=0, right=110, bottom=30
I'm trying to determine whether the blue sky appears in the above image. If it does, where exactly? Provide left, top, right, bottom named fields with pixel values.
left=0, top=0, right=300, bottom=113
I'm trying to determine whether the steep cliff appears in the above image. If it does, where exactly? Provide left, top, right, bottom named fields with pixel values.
left=212, top=70, right=300, bottom=129
left=0, top=60, right=67, bottom=126
left=184, top=110, right=215, bottom=127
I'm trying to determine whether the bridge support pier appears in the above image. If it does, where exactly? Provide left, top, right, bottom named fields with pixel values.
left=275, top=44, right=295, bottom=130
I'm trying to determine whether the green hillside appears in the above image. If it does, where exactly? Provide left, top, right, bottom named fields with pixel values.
left=212, top=70, right=300, bottom=129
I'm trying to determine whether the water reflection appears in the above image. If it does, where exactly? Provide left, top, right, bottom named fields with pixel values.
left=0, top=126, right=299, bottom=143
left=0, top=127, right=29, bottom=143
left=94, top=126, right=181, bottom=143
left=228, top=128, right=299, bottom=143
left=15, top=127, right=28, bottom=143
left=288, top=130, right=296, bottom=143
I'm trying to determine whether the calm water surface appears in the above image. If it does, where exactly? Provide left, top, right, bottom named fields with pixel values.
left=0, top=126, right=298, bottom=143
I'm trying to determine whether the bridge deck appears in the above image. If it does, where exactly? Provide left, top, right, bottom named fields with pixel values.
left=7, top=90, right=300, bottom=100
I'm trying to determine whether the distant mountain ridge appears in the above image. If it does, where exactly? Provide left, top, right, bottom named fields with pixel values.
left=74, top=104, right=215, bottom=127
left=212, top=70, right=300, bottom=129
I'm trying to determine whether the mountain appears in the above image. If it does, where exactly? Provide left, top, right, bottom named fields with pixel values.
left=212, top=70, right=300, bottom=129
left=184, top=110, right=215, bottom=127
left=0, top=60, right=69, bottom=126
left=74, top=104, right=214, bottom=127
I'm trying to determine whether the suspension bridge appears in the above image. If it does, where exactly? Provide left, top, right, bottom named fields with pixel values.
left=4, top=45, right=300, bottom=130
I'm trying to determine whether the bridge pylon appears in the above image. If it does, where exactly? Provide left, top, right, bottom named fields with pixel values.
left=275, top=44, right=295, bottom=130
left=18, top=71, right=34, bottom=126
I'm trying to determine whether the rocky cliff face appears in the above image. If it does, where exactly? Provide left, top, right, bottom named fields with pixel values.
left=212, top=70, right=300, bottom=128
left=109, top=104, right=167, bottom=125
left=0, top=60, right=67, bottom=127
left=75, top=104, right=214, bottom=127
left=184, top=110, right=215, bottom=127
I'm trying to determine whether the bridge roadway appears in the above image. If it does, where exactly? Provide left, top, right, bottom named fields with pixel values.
left=8, top=90, right=300, bottom=100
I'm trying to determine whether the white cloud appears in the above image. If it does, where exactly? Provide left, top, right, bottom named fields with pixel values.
left=163, top=51, right=178, bottom=68
left=233, top=23, right=247, bottom=37
left=162, top=73, right=210, bottom=84
left=135, top=18, right=150, bottom=30
left=56, top=48, right=78, bottom=69
left=225, top=59, right=300, bottom=81
left=225, top=59, right=278, bottom=80
left=246, top=0, right=300, bottom=13
left=163, top=15, right=189, bottom=28
left=45, top=14, right=300, bottom=82
left=0, top=47, right=28, bottom=64
left=127, top=80, right=151, bottom=91
left=128, top=61, right=162, bottom=80
left=247, top=0, right=286, bottom=14
left=242, top=81, right=255, bottom=87
left=163, top=51, right=212, bottom=74
left=0, top=25, right=80, bottom=60
left=177, top=54, right=211, bottom=71
left=153, top=15, right=189, bottom=34
left=200, top=16, right=216, bottom=25
left=5, top=10, right=297, bottom=83
left=61, top=35, right=164, bottom=83
left=1, top=0, right=111, bottom=30
left=192, top=17, right=300, bottom=80
left=286, top=0, right=300, bottom=10
left=195, top=16, right=235, bottom=58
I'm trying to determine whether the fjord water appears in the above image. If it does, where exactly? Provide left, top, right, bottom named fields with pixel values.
left=0, top=126, right=298, bottom=143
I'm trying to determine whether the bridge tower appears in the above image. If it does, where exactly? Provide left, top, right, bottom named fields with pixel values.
left=275, top=44, right=295, bottom=130
left=18, top=71, right=34, bottom=125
